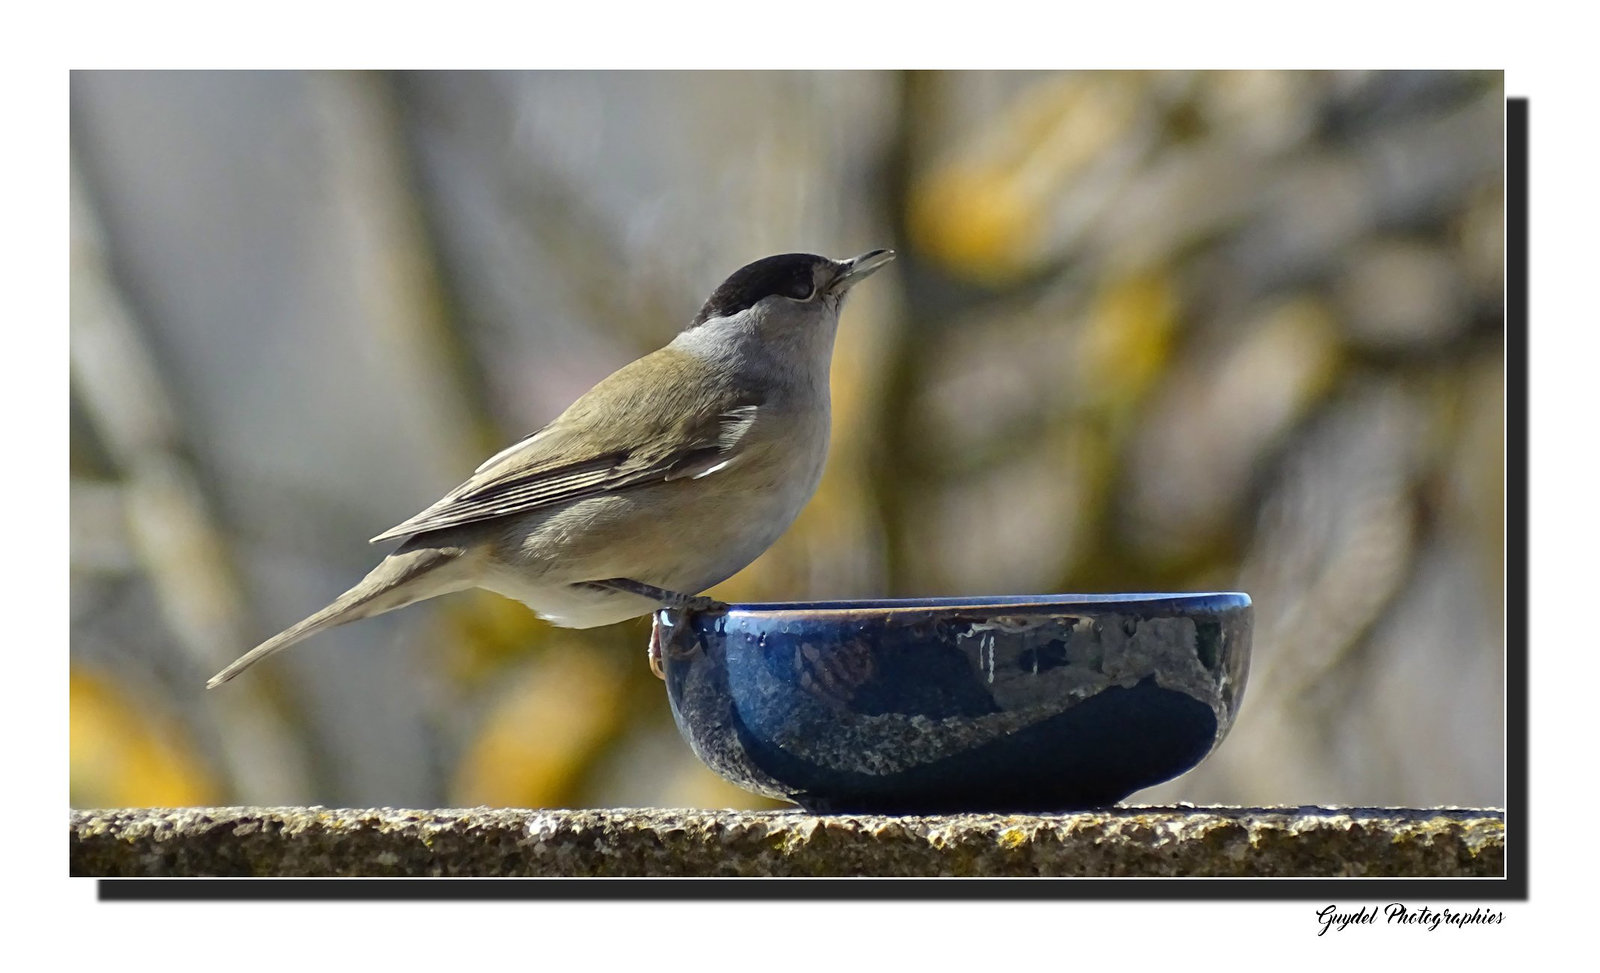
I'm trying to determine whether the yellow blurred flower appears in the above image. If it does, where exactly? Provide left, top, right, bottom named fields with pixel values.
left=71, top=667, right=219, bottom=808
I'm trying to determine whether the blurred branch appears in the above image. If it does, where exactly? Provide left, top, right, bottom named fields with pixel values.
left=867, top=70, right=939, bottom=594
left=312, top=70, right=505, bottom=467
left=70, top=161, right=316, bottom=803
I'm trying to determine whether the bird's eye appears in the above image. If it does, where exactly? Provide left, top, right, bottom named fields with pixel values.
left=783, top=279, right=816, bottom=301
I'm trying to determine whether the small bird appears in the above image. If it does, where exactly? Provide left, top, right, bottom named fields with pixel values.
left=208, top=249, right=895, bottom=687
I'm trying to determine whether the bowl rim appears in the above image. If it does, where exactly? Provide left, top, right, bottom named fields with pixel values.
left=664, top=591, right=1251, bottom=618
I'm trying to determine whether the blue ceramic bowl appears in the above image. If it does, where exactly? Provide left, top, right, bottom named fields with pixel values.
left=656, top=593, right=1251, bottom=814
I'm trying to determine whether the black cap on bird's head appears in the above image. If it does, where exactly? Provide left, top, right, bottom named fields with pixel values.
left=690, top=250, right=894, bottom=328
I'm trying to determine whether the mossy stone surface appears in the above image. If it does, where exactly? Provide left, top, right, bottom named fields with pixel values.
left=71, top=805, right=1504, bottom=878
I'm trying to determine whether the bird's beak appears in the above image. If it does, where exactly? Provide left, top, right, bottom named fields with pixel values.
left=827, top=249, right=896, bottom=295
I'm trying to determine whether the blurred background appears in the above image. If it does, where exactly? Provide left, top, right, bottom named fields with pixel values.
left=69, top=70, right=1505, bottom=812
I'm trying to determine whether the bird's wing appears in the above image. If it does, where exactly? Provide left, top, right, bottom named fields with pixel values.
left=370, top=348, right=764, bottom=543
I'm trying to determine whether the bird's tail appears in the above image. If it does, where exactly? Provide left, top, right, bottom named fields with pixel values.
left=207, top=545, right=468, bottom=688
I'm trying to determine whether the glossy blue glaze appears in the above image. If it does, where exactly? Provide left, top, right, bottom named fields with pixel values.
left=657, top=593, right=1251, bottom=813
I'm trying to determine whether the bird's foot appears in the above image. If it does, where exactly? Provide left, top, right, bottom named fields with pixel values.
left=578, top=578, right=727, bottom=679
left=581, top=577, right=727, bottom=615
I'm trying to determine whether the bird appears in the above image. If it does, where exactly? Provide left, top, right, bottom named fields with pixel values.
left=207, top=249, right=895, bottom=687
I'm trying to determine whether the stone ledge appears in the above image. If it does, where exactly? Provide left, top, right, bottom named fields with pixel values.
left=70, top=805, right=1504, bottom=878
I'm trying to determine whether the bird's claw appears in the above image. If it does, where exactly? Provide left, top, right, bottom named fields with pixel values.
left=672, top=594, right=725, bottom=614
left=647, top=621, right=666, bottom=680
